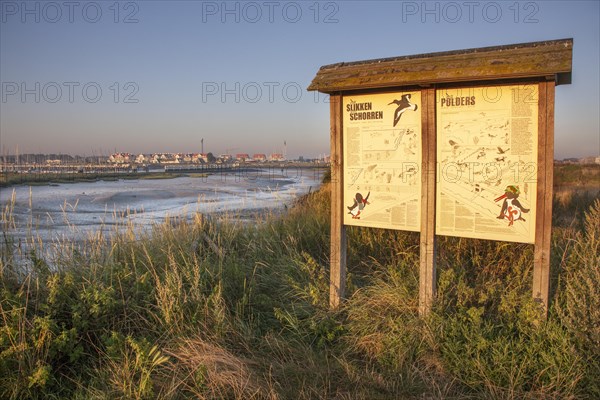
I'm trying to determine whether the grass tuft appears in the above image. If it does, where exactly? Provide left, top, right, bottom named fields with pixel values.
left=0, top=166, right=598, bottom=398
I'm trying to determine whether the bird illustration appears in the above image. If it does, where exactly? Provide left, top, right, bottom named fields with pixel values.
left=393, top=131, right=407, bottom=148
left=388, top=94, right=418, bottom=127
left=497, top=146, right=510, bottom=154
left=448, top=139, right=460, bottom=153
left=494, top=185, right=529, bottom=226
left=347, top=192, right=370, bottom=219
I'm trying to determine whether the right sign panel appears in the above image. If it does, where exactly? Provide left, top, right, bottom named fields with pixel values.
left=436, top=85, right=538, bottom=244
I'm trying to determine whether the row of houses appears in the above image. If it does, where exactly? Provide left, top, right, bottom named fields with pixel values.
left=554, top=156, right=600, bottom=165
left=230, top=153, right=284, bottom=162
left=107, top=152, right=286, bottom=165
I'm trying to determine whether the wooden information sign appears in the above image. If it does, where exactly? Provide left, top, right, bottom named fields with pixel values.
left=343, top=91, right=422, bottom=231
left=308, top=39, right=573, bottom=315
left=436, top=84, right=539, bottom=244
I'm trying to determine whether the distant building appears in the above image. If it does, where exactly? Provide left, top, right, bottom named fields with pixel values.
left=236, top=153, right=250, bottom=162
left=187, top=153, right=202, bottom=163
left=158, top=153, right=179, bottom=164
left=270, top=153, right=285, bottom=161
left=253, top=154, right=267, bottom=162
left=579, top=156, right=599, bottom=164
left=181, top=154, right=191, bottom=163
left=108, top=153, right=131, bottom=164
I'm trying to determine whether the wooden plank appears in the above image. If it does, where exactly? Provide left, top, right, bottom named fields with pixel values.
left=533, top=81, right=555, bottom=316
left=419, top=88, right=437, bottom=316
left=543, top=82, right=556, bottom=310
left=308, top=39, right=572, bottom=93
left=533, top=82, right=547, bottom=311
left=329, top=94, right=347, bottom=308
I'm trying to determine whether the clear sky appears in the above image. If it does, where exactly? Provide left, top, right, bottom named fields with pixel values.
left=1, top=0, right=598, bottom=159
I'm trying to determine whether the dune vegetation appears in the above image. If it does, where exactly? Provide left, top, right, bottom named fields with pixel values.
left=1, top=165, right=599, bottom=399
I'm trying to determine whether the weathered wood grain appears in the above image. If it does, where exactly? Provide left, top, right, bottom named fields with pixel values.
left=309, top=39, right=572, bottom=93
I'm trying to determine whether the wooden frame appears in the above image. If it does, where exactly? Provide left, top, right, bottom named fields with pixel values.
left=311, top=40, right=571, bottom=316
left=308, top=40, right=572, bottom=92
left=419, top=88, right=437, bottom=316
left=329, top=94, right=346, bottom=308
left=533, top=81, right=555, bottom=313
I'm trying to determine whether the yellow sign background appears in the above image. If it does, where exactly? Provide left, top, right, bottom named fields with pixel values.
left=342, top=91, right=422, bottom=231
left=436, top=85, right=538, bottom=243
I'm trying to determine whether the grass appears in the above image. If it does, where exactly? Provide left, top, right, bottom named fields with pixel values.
left=0, top=165, right=599, bottom=399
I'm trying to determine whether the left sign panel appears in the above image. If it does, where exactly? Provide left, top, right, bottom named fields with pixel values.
left=343, top=91, right=422, bottom=231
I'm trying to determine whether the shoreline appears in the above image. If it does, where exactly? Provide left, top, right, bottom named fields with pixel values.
left=0, top=165, right=328, bottom=188
left=1, top=172, right=323, bottom=256
left=0, top=171, right=191, bottom=188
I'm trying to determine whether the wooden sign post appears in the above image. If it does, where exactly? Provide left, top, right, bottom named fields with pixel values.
left=308, top=39, right=573, bottom=316
left=329, top=94, right=346, bottom=308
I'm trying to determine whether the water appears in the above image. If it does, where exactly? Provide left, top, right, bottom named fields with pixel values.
left=1, top=168, right=323, bottom=247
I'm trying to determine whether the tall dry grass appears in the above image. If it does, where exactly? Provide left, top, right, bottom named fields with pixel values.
left=0, top=176, right=598, bottom=399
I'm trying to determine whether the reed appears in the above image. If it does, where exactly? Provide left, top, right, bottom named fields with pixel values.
left=0, top=171, right=598, bottom=399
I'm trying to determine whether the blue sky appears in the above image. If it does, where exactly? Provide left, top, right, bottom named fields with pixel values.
left=1, top=0, right=598, bottom=159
